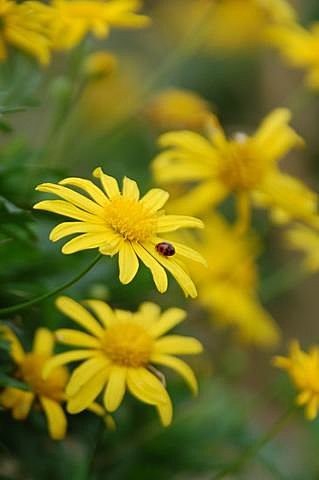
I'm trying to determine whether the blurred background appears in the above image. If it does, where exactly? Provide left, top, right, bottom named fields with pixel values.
left=1, top=0, right=319, bottom=478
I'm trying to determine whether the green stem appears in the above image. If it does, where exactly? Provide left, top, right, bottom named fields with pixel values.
left=212, top=406, right=295, bottom=479
left=0, top=253, right=102, bottom=317
left=86, top=417, right=105, bottom=479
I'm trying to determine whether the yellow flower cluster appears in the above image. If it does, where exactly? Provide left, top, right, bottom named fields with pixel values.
left=274, top=341, right=319, bottom=420
left=0, top=0, right=149, bottom=64
left=1, top=299, right=202, bottom=436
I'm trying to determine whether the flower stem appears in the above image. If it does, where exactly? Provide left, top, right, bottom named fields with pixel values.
left=0, top=253, right=102, bottom=317
left=212, top=406, right=295, bottom=479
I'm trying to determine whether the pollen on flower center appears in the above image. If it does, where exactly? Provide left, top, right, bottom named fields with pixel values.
left=219, top=139, right=264, bottom=190
left=19, top=353, right=64, bottom=400
left=102, top=323, right=153, bottom=367
left=105, top=196, right=157, bottom=242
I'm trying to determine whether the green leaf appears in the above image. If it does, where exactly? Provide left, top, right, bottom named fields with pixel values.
left=0, top=373, right=30, bottom=391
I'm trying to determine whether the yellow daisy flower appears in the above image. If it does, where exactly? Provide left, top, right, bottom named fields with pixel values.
left=145, top=88, right=211, bottom=131
left=33, top=168, right=205, bottom=298
left=152, top=109, right=317, bottom=230
left=50, top=0, right=150, bottom=51
left=273, top=341, right=319, bottom=420
left=0, top=327, right=68, bottom=440
left=43, top=297, right=203, bottom=426
left=285, top=224, right=319, bottom=272
left=0, top=0, right=53, bottom=64
left=266, top=22, right=319, bottom=91
left=182, top=215, right=280, bottom=348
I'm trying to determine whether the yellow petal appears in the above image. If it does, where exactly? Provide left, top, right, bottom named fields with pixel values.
left=155, top=399, right=173, bottom=427
left=144, top=244, right=197, bottom=298
left=43, top=350, right=97, bottom=379
left=93, top=167, right=120, bottom=198
left=119, top=241, right=139, bottom=284
left=55, top=329, right=100, bottom=348
left=149, top=308, right=186, bottom=338
left=61, top=232, right=109, bottom=254
left=66, top=356, right=108, bottom=397
left=154, top=335, right=203, bottom=355
left=35, top=183, right=105, bottom=216
left=0, top=327, right=25, bottom=364
left=151, top=354, right=198, bottom=395
left=140, top=188, right=169, bottom=212
left=59, top=177, right=109, bottom=207
left=155, top=237, right=207, bottom=266
left=99, top=233, right=123, bottom=256
left=103, top=366, right=127, bottom=412
left=84, top=300, right=116, bottom=328
left=56, top=297, right=104, bottom=338
left=133, top=242, right=168, bottom=293
left=157, top=215, right=204, bottom=232
left=33, top=328, right=55, bottom=356
left=127, top=367, right=170, bottom=405
left=40, top=396, right=67, bottom=440
left=12, top=391, right=34, bottom=420
left=33, top=200, right=104, bottom=223
left=49, top=222, right=105, bottom=242
left=67, top=369, right=108, bottom=414
left=138, top=302, right=161, bottom=322
left=122, top=177, right=140, bottom=201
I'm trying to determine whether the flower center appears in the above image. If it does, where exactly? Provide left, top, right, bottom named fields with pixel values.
left=102, top=322, right=153, bottom=367
left=219, top=137, right=264, bottom=190
left=19, top=353, right=67, bottom=401
left=105, top=196, right=157, bottom=242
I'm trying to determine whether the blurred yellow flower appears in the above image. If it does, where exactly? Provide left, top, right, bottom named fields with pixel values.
left=0, top=327, right=68, bottom=440
left=44, top=297, right=203, bottom=426
left=145, top=88, right=211, bottom=131
left=266, top=22, right=319, bottom=90
left=155, top=0, right=296, bottom=53
left=273, top=341, right=319, bottom=420
left=184, top=215, right=280, bottom=348
left=34, top=168, right=205, bottom=297
left=83, top=51, right=117, bottom=79
left=153, top=109, right=317, bottom=231
left=285, top=224, right=319, bottom=272
left=0, top=0, right=53, bottom=64
left=50, top=0, right=150, bottom=51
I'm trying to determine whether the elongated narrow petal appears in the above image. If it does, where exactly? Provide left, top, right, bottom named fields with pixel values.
left=66, top=356, right=108, bottom=397
left=1, top=327, right=25, bottom=364
left=140, top=188, right=169, bottom=212
left=157, top=215, right=204, bottom=232
left=12, top=391, right=34, bottom=420
left=123, top=177, right=140, bottom=200
left=50, top=222, right=105, bottom=242
left=144, top=244, right=197, bottom=298
left=118, top=241, right=139, bottom=284
left=149, top=308, right=186, bottom=338
left=55, top=297, right=104, bottom=338
left=154, top=335, right=203, bottom=355
left=59, top=177, right=109, bottom=206
left=155, top=238, right=207, bottom=266
left=151, top=354, right=198, bottom=395
left=33, top=328, right=54, bottom=356
left=133, top=242, right=168, bottom=293
left=55, top=329, right=100, bottom=348
left=43, top=350, right=97, bottom=378
left=61, top=232, right=109, bottom=254
left=155, top=399, right=173, bottom=427
left=93, top=167, right=120, bottom=198
left=103, top=366, right=127, bottom=412
left=40, top=397, right=67, bottom=440
left=127, top=367, right=169, bottom=405
left=35, top=183, right=105, bottom=216
left=84, top=300, right=116, bottom=328
left=99, top=233, right=123, bottom=256
left=33, top=200, right=104, bottom=223
left=67, top=369, right=108, bottom=414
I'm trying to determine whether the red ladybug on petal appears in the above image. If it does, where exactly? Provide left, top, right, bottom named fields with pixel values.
left=156, top=242, right=175, bottom=257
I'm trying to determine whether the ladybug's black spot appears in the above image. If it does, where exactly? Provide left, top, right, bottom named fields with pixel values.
left=156, top=242, right=175, bottom=257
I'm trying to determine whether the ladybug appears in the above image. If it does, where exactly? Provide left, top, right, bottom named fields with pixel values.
left=156, top=242, right=175, bottom=257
